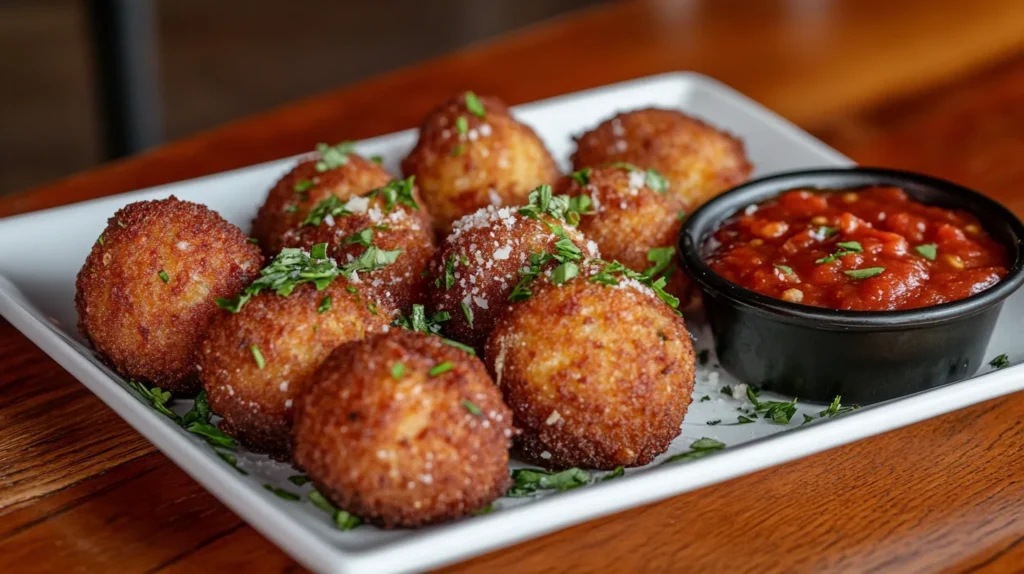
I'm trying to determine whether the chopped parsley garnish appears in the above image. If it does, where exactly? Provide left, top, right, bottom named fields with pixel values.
left=643, top=169, right=669, bottom=193
left=116, top=219, right=126, bottom=228
left=774, top=264, right=794, bottom=276
left=643, top=246, right=676, bottom=280
left=816, top=240, right=863, bottom=264
left=474, top=504, right=495, bottom=515
left=247, top=237, right=259, bottom=244
left=346, top=285, right=358, bottom=294
left=283, top=204, right=298, bottom=214
left=461, top=301, right=474, bottom=327
left=97, top=234, right=104, bottom=247
left=915, top=243, right=938, bottom=261
left=392, top=304, right=448, bottom=334
left=844, top=267, right=885, bottom=279
left=308, top=489, right=363, bottom=530
left=391, top=362, right=406, bottom=380
left=745, top=385, right=798, bottom=424
left=367, top=301, right=379, bottom=315
left=699, top=395, right=710, bottom=402
left=602, top=467, right=625, bottom=481
left=662, top=437, right=726, bottom=464
left=342, top=228, right=374, bottom=247
left=182, top=390, right=212, bottom=426
left=264, top=485, right=301, bottom=501
left=158, top=270, right=170, bottom=283
left=462, top=399, right=483, bottom=416
left=365, top=176, right=419, bottom=213
left=677, top=210, right=687, bottom=222
left=216, top=243, right=400, bottom=313
left=518, top=184, right=593, bottom=226
left=437, top=254, right=460, bottom=290
left=317, top=295, right=332, bottom=314
left=570, top=167, right=591, bottom=186
left=551, top=261, right=579, bottom=285
left=429, top=362, right=454, bottom=377
left=127, top=382, right=237, bottom=449
left=720, top=385, right=732, bottom=395
left=370, top=155, right=383, bottom=164
left=294, top=179, right=316, bottom=193
left=606, top=162, right=669, bottom=192
left=250, top=344, right=266, bottom=369
left=128, top=380, right=179, bottom=422
left=216, top=451, right=248, bottom=475
left=818, top=395, right=856, bottom=418
left=450, top=143, right=465, bottom=157
left=464, top=91, right=486, bottom=117
left=314, top=142, right=354, bottom=172
left=301, top=196, right=350, bottom=226
left=506, top=467, right=591, bottom=497
left=508, top=226, right=586, bottom=301
left=288, top=474, right=312, bottom=486
left=589, top=259, right=680, bottom=311
left=186, top=421, right=236, bottom=448
left=706, top=420, right=721, bottom=426
left=455, top=115, right=468, bottom=136
left=441, top=338, right=475, bottom=355
left=990, top=354, right=1010, bottom=369
left=391, top=305, right=474, bottom=355
left=736, top=415, right=756, bottom=424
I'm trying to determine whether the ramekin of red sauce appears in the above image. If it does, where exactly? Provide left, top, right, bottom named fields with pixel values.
left=680, top=168, right=1024, bottom=404
left=705, top=185, right=1009, bottom=311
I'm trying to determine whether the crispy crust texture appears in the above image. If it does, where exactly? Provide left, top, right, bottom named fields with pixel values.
left=280, top=192, right=435, bottom=315
left=555, top=166, right=700, bottom=310
left=427, top=206, right=599, bottom=353
left=401, top=94, right=560, bottom=235
left=485, top=275, right=695, bottom=470
left=571, top=108, right=752, bottom=209
left=293, top=330, right=513, bottom=528
left=197, top=280, right=388, bottom=458
left=251, top=154, right=392, bottom=255
left=75, top=197, right=262, bottom=394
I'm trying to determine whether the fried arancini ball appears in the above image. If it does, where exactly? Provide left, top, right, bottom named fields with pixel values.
left=485, top=269, right=695, bottom=469
left=555, top=166, right=700, bottom=310
left=427, top=205, right=599, bottom=352
left=293, top=330, right=513, bottom=528
left=280, top=182, right=435, bottom=314
left=251, top=150, right=392, bottom=255
left=76, top=197, right=262, bottom=394
left=571, top=108, right=752, bottom=209
left=401, top=93, right=560, bottom=234
left=198, top=280, right=388, bottom=457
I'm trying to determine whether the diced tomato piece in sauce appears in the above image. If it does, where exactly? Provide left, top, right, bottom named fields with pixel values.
left=704, top=186, right=1008, bottom=311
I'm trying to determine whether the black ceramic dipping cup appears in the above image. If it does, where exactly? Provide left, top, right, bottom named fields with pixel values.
left=679, top=168, right=1024, bottom=405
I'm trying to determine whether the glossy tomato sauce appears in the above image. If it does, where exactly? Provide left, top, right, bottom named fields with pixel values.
left=705, top=186, right=1009, bottom=311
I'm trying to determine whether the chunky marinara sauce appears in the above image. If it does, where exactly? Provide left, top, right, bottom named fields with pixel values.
left=705, top=186, right=1009, bottom=311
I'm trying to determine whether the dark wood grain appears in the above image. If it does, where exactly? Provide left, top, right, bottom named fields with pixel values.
left=1, top=1, right=1023, bottom=573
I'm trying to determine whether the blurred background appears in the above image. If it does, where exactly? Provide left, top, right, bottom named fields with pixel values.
left=0, top=0, right=606, bottom=196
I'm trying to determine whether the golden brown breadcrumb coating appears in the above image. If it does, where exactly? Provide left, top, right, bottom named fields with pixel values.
left=427, top=205, right=599, bottom=353
left=280, top=183, right=435, bottom=315
left=198, top=280, right=388, bottom=458
left=555, top=166, right=700, bottom=310
left=485, top=269, right=695, bottom=469
left=75, top=197, right=262, bottom=394
left=252, top=152, right=392, bottom=255
left=401, top=93, right=560, bottom=234
left=571, top=108, right=752, bottom=209
left=293, top=330, right=513, bottom=528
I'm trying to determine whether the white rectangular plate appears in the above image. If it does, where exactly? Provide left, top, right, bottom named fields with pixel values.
left=1, top=73, right=1021, bottom=574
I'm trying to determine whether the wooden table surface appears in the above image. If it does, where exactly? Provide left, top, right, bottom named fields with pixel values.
left=2, top=1, right=1023, bottom=572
